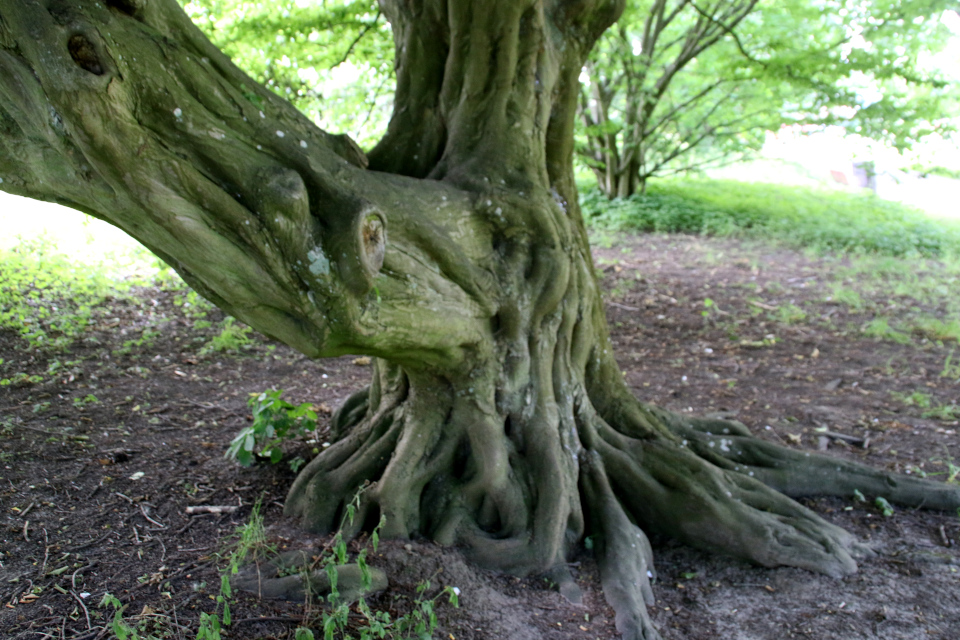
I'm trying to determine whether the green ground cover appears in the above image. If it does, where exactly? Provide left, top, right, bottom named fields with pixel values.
left=581, top=179, right=960, bottom=258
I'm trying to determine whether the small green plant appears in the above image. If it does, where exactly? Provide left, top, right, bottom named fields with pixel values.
left=200, top=317, right=253, bottom=355
left=875, top=496, right=895, bottom=517
left=97, top=500, right=271, bottom=640
left=773, top=303, right=806, bottom=325
left=72, top=394, right=100, bottom=408
left=929, top=454, right=960, bottom=485
left=922, top=404, right=960, bottom=421
left=99, top=593, right=145, bottom=640
left=173, top=289, right=213, bottom=318
left=0, top=372, right=44, bottom=386
left=700, top=297, right=719, bottom=324
left=863, top=317, right=912, bottom=344
left=309, top=488, right=459, bottom=640
left=226, top=390, right=317, bottom=466
left=827, top=285, right=864, bottom=311
left=115, top=327, right=162, bottom=356
left=940, top=350, right=960, bottom=380
left=890, top=390, right=934, bottom=409
left=911, top=317, right=960, bottom=342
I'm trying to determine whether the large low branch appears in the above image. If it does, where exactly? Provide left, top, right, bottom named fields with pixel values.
left=0, top=0, right=493, bottom=366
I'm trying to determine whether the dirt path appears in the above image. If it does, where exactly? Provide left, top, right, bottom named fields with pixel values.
left=2, top=234, right=958, bottom=639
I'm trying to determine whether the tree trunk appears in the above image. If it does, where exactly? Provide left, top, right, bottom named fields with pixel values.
left=1, top=2, right=958, bottom=639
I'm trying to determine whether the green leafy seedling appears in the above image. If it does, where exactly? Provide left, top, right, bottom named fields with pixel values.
left=226, top=389, right=317, bottom=466
left=875, top=497, right=895, bottom=517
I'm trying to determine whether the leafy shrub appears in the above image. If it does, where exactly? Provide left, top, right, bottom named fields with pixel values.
left=226, top=389, right=317, bottom=466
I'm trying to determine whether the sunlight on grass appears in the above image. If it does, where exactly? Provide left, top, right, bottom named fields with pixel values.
left=0, top=192, right=183, bottom=352
left=0, top=192, right=160, bottom=277
left=581, top=179, right=960, bottom=258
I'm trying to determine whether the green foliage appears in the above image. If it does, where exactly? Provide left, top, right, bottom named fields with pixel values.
left=199, top=317, right=253, bottom=355
left=0, top=237, right=139, bottom=351
left=180, top=0, right=393, bottom=148
left=577, top=0, right=959, bottom=194
left=922, top=404, right=960, bottom=421
left=97, top=500, right=270, bottom=640
left=173, top=289, right=213, bottom=320
left=941, top=350, right=960, bottom=380
left=890, top=390, right=934, bottom=409
left=312, top=488, right=459, bottom=640
left=226, top=390, right=317, bottom=467
left=581, top=179, right=960, bottom=257
left=912, top=317, right=960, bottom=342
left=863, top=318, right=912, bottom=344
left=875, top=496, right=895, bottom=517
left=828, top=286, right=864, bottom=311
left=72, top=394, right=100, bottom=407
left=773, top=303, right=807, bottom=325
left=99, top=594, right=144, bottom=640
left=930, top=453, right=960, bottom=484
left=115, top=327, right=162, bottom=356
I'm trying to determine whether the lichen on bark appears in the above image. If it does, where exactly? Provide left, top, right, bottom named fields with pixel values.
left=1, top=2, right=958, bottom=639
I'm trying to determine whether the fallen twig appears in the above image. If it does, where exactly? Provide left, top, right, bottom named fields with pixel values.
left=71, top=533, right=113, bottom=553
left=16, top=424, right=64, bottom=436
left=748, top=299, right=778, bottom=311
left=40, top=529, right=50, bottom=576
left=814, top=429, right=864, bottom=445
left=71, top=562, right=98, bottom=590
left=185, top=505, right=238, bottom=515
left=69, top=590, right=92, bottom=630
left=139, top=504, right=165, bottom=528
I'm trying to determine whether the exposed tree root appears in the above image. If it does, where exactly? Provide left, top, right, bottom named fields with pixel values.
left=669, top=415, right=960, bottom=511
left=581, top=450, right=659, bottom=640
left=233, top=550, right=387, bottom=603
left=274, top=369, right=960, bottom=640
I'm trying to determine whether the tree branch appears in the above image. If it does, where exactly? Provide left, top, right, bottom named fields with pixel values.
left=689, top=0, right=763, bottom=66
left=331, top=10, right=383, bottom=69
left=0, top=0, right=493, bottom=366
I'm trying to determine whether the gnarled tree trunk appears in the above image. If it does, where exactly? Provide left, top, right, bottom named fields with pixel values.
left=1, top=1, right=958, bottom=638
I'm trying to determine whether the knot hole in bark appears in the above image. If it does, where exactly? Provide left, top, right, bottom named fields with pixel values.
left=67, top=34, right=104, bottom=75
left=105, top=0, right=147, bottom=20
left=360, top=214, right=386, bottom=275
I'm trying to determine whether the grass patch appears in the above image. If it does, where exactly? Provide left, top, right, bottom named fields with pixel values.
left=581, top=179, right=960, bottom=258
left=912, top=317, right=960, bottom=343
left=0, top=237, right=142, bottom=351
left=863, top=317, right=912, bottom=344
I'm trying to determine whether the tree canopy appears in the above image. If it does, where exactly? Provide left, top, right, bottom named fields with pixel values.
left=173, top=0, right=960, bottom=198
left=180, top=0, right=394, bottom=147
left=578, top=0, right=960, bottom=196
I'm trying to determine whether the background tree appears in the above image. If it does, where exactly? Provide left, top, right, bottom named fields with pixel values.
left=578, top=0, right=959, bottom=197
left=1, top=1, right=958, bottom=639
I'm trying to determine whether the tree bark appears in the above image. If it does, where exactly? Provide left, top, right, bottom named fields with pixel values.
left=1, top=2, right=958, bottom=639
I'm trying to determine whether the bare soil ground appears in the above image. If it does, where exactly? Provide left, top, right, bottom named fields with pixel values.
left=2, top=233, right=959, bottom=640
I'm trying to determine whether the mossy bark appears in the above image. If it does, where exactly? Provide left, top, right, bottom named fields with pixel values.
left=2, top=2, right=958, bottom=639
